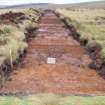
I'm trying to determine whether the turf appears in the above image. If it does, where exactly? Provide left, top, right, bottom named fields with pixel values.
left=0, top=94, right=105, bottom=105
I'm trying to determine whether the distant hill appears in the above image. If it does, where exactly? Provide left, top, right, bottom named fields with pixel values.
left=66, top=0, right=105, bottom=8
left=0, top=3, right=51, bottom=9
left=0, top=0, right=105, bottom=9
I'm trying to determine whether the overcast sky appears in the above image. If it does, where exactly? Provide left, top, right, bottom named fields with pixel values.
left=0, top=0, right=101, bottom=5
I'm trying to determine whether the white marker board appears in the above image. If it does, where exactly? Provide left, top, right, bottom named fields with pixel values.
left=47, top=57, right=56, bottom=64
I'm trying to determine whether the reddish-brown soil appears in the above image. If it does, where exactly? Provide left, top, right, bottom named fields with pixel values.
left=1, top=12, right=105, bottom=95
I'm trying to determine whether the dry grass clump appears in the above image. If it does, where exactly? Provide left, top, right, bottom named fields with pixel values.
left=0, top=39, right=27, bottom=62
left=18, top=20, right=32, bottom=32
left=17, top=8, right=41, bottom=32
left=24, top=8, right=41, bottom=22
left=0, top=25, right=25, bottom=41
left=23, top=8, right=41, bottom=24
left=0, top=25, right=28, bottom=65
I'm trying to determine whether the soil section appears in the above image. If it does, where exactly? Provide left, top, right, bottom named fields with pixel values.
left=0, top=12, right=105, bottom=95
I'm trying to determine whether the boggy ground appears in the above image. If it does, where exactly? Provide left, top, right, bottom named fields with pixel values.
left=0, top=11, right=105, bottom=96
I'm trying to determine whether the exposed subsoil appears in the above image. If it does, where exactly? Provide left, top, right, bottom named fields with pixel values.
left=0, top=11, right=105, bottom=96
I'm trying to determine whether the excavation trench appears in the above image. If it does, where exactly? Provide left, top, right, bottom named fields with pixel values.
left=0, top=11, right=105, bottom=96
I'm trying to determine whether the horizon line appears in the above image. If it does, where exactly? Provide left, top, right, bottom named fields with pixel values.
left=0, top=0, right=102, bottom=6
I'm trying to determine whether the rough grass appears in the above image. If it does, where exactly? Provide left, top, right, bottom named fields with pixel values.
left=0, top=25, right=25, bottom=41
left=0, top=94, right=105, bottom=105
left=57, top=8, right=105, bottom=62
left=0, top=8, right=26, bottom=14
left=0, top=25, right=27, bottom=63
left=0, top=8, right=41, bottom=84
left=0, top=8, right=41, bottom=66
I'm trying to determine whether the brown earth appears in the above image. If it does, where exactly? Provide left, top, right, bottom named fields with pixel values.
left=0, top=11, right=105, bottom=95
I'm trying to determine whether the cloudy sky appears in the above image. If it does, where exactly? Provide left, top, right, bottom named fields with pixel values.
left=0, top=0, right=101, bottom=5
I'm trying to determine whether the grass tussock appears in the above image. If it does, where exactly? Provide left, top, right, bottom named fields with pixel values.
left=17, top=8, right=41, bottom=32
left=0, top=94, right=105, bottom=105
left=0, top=25, right=25, bottom=41
left=0, top=25, right=27, bottom=63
